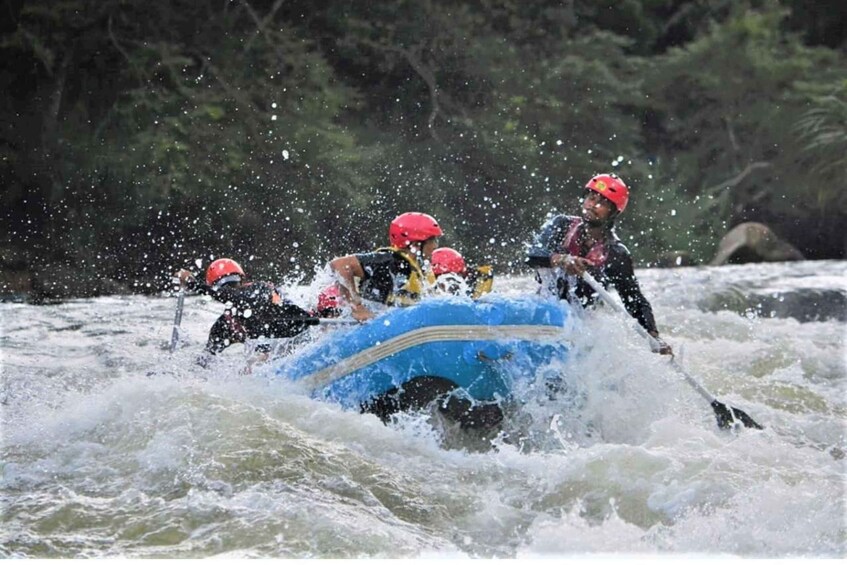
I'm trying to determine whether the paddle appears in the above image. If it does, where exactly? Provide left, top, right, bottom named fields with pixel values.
left=169, top=289, right=186, bottom=353
left=266, top=302, right=358, bottom=337
left=169, top=282, right=356, bottom=353
left=309, top=318, right=359, bottom=326
left=580, top=272, right=763, bottom=431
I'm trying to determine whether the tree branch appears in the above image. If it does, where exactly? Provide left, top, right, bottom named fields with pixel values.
left=396, top=45, right=442, bottom=142
left=107, top=15, right=133, bottom=67
left=43, top=46, right=73, bottom=157
left=702, top=161, right=772, bottom=195
left=358, top=38, right=442, bottom=142
left=242, top=0, right=286, bottom=54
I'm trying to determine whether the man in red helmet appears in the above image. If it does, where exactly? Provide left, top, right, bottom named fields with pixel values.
left=526, top=173, right=672, bottom=355
left=175, top=258, right=311, bottom=355
left=328, top=212, right=443, bottom=322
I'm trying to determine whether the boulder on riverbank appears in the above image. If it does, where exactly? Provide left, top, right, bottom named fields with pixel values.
left=711, top=222, right=805, bottom=265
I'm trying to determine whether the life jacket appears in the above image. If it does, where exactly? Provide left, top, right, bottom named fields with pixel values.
left=218, top=281, right=285, bottom=332
left=204, top=281, right=295, bottom=354
left=250, top=281, right=284, bottom=304
left=562, top=219, right=609, bottom=267
left=467, top=265, right=494, bottom=299
left=374, top=246, right=435, bottom=306
left=223, top=311, right=247, bottom=339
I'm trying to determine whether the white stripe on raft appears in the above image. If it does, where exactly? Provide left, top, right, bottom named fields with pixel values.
left=299, top=324, right=566, bottom=390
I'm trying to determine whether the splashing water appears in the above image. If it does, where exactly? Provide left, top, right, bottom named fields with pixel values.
left=1, top=261, right=844, bottom=558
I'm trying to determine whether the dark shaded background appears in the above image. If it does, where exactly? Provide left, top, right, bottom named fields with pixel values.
left=2, top=0, right=845, bottom=299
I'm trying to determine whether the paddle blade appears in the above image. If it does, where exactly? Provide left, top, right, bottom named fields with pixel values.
left=711, top=400, right=764, bottom=430
left=169, top=325, right=180, bottom=352
left=169, top=291, right=185, bottom=353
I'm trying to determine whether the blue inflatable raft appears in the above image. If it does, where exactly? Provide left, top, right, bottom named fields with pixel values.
left=273, top=295, right=572, bottom=426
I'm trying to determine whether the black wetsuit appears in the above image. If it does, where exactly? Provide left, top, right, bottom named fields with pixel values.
left=186, top=278, right=310, bottom=353
left=526, top=214, right=658, bottom=333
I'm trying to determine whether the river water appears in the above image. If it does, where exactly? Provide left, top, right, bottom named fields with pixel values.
left=1, top=260, right=845, bottom=558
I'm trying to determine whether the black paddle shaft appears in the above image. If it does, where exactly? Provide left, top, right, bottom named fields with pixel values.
left=269, top=302, right=322, bottom=338
left=580, top=272, right=764, bottom=431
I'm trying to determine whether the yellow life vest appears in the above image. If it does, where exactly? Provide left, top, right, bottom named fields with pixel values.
left=468, top=265, right=494, bottom=299
left=374, top=247, right=436, bottom=307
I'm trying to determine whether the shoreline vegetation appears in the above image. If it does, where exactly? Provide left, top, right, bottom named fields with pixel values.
left=1, top=249, right=830, bottom=304
left=3, top=1, right=845, bottom=303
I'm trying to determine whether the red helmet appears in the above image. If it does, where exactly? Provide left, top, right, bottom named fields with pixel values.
left=585, top=173, right=629, bottom=213
left=316, top=284, right=341, bottom=314
left=388, top=212, right=443, bottom=249
left=205, top=258, right=245, bottom=286
left=431, top=247, right=467, bottom=276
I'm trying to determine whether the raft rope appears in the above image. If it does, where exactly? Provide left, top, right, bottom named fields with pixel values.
left=298, top=324, right=567, bottom=390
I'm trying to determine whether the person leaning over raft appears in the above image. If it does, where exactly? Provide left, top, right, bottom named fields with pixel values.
left=328, top=212, right=443, bottom=322
left=176, top=258, right=309, bottom=355
left=525, top=173, right=673, bottom=355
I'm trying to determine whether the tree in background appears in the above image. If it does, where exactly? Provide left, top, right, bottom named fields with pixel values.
left=1, top=0, right=374, bottom=293
left=640, top=4, right=846, bottom=260
left=1, top=0, right=844, bottom=297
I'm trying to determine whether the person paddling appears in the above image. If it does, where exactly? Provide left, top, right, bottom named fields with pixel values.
left=176, top=258, right=311, bottom=355
left=526, top=173, right=672, bottom=355
left=328, top=212, right=443, bottom=322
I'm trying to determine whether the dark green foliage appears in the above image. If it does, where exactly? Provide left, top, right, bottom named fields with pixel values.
left=1, top=0, right=844, bottom=296
left=640, top=6, right=846, bottom=259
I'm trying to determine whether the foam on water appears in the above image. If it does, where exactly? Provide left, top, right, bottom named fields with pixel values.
left=1, top=261, right=845, bottom=557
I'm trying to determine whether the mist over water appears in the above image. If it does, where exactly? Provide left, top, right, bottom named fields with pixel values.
left=1, top=261, right=845, bottom=558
